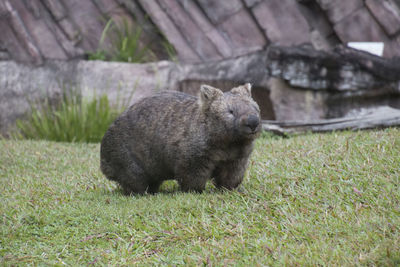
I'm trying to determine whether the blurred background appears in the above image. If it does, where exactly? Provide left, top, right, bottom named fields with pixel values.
left=2, top=0, right=400, bottom=62
left=1, top=0, right=400, bottom=140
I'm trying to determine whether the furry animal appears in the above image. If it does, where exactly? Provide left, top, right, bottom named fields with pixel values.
left=100, top=83, right=261, bottom=194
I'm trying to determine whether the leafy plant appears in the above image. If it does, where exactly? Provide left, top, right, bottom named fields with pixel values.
left=162, top=38, right=178, bottom=62
left=88, top=18, right=155, bottom=63
left=16, top=89, right=127, bottom=143
left=87, top=50, right=107, bottom=61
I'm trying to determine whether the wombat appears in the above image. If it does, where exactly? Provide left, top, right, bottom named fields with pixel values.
left=100, top=83, right=261, bottom=194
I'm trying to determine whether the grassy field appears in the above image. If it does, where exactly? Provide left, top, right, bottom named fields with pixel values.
left=1, top=129, right=399, bottom=266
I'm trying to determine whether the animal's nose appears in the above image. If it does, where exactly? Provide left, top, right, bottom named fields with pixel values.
left=246, top=115, right=260, bottom=131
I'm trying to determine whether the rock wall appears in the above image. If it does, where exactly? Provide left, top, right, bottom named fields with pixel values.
left=267, top=44, right=400, bottom=120
left=0, top=51, right=274, bottom=135
left=0, top=0, right=169, bottom=64
left=2, top=43, right=399, bottom=135
left=1, top=0, right=400, bottom=65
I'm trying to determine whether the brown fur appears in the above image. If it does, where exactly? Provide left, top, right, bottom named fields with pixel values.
left=100, top=83, right=261, bottom=194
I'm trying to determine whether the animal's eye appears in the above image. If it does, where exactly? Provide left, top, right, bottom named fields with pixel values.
left=229, top=109, right=234, bottom=114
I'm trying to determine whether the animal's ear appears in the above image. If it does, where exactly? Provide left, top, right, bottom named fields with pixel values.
left=231, top=83, right=252, bottom=97
left=199, top=84, right=223, bottom=105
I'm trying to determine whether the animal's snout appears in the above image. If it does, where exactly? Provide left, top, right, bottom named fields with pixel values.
left=245, top=114, right=260, bottom=131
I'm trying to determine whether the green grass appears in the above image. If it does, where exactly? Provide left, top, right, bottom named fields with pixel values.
left=1, top=129, right=399, bottom=266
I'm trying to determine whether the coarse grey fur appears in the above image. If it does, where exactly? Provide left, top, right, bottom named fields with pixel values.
left=100, top=83, right=261, bottom=194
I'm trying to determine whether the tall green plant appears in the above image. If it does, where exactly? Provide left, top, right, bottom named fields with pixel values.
left=16, top=90, right=126, bottom=143
left=162, top=39, right=178, bottom=62
left=88, top=18, right=155, bottom=63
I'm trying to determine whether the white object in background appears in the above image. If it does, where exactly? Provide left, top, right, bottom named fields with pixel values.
left=347, top=42, right=384, bottom=56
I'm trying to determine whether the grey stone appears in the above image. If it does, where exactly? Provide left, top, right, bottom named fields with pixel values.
left=297, top=0, right=334, bottom=38
left=157, top=0, right=222, bottom=61
left=61, top=0, right=107, bottom=51
left=196, top=0, right=243, bottom=24
left=92, top=0, right=120, bottom=14
left=0, top=60, right=76, bottom=135
left=58, top=18, right=81, bottom=43
left=315, top=0, right=363, bottom=23
left=334, top=8, right=389, bottom=43
left=243, top=0, right=262, bottom=8
left=175, top=50, right=270, bottom=89
left=138, top=0, right=201, bottom=62
left=218, top=9, right=267, bottom=56
left=310, top=30, right=332, bottom=51
left=13, top=0, right=68, bottom=60
left=4, top=0, right=44, bottom=64
left=383, top=37, right=400, bottom=58
left=177, top=0, right=233, bottom=58
left=22, top=0, right=42, bottom=19
left=41, top=0, right=66, bottom=21
left=0, top=51, right=10, bottom=60
left=269, top=78, right=327, bottom=121
left=267, top=44, right=400, bottom=89
left=77, top=60, right=173, bottom=103
left=0, top=21, right=32, bottom=62
left=267, top=44, right=400, bottom=119
left=366, top=0, right=400, bottom=37
left=252, top=0, right=311, bottom=46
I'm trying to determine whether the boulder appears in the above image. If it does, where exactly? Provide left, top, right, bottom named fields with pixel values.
left=267, top=44, right=400, bottom=120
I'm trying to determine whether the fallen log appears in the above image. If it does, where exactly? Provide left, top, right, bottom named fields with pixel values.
left=262, top=106, right=400, bottom=135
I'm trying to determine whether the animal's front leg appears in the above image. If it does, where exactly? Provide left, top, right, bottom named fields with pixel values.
left=176, top=162, right=213, bottom=193
left=212, top=158, right=249, bottom=190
